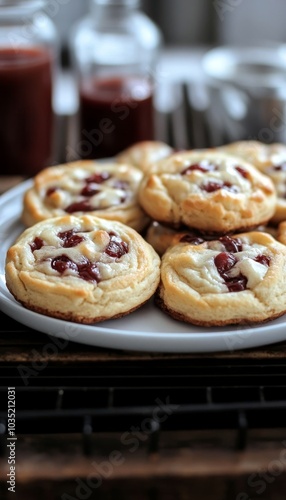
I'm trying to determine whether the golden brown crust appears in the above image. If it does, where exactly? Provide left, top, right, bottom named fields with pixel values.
left=22, top=160, right=150, bottom=233
left=218, top=140, right=286, bottom=171
left=217, top=140, right=286, bottom=225
left=116, top=140, right=174, bottom=174
left=155, top=292, right=286, bottom=327
left=5, top=215, right=161, bottom=324
left=11, top=298, right=149, bottom=325
left=157, top=231, right=286, bottom=327
left=138, top=150, right=277, bottom=234
left=277, top=221, right=286, bottom=246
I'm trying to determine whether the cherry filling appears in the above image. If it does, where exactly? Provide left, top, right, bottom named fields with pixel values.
left=219, top=235, right=243, bottom=253
left=51, top=255, right=78, bottom=274
left=214, top=252, right=247, bottom=292
left=105, top=233, right=129, bottom=258
left=30, top=237, right=44, bottom=252
left=80, top=184, right=101, bottom=197
left=226, top=275, right=248, bottom=292
left=214, top=251, right=271, bottom=293
left=51, top=255, right=100, bottom=282
left=77, top=262, right=101, bottom=282
left=181, top=163, right=218, bottom=175
left=235, top=166, right=248, bottom=178
left=254, top=254, right=271, bottom=266
left=81, top=172, right=112, bottom=196
left=180, top=234, right=204, bottom=245
left=64, top=172, right=128, bottom=213
left=85, top=172, right=111, bottom=184
left=57, top=230, right=85, bottom=248
left=214, top=252, right=237, bottom=275
left=65, top=200, right=93, bottom=213
left=46, top=187, right=58, bottom=196
left=50, top=233, right=128, bottom=281
left=202, top=181, right=239, bottom=193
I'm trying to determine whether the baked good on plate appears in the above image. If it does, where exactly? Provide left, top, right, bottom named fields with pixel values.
left=5, top=215, right=161, bottom=324
left=145, top=221, right=279, bottom=256
left=138, top=150, right=276, bottom=234
left=156, top=231, right=286, bottom=326
left=276, top=220, right=286, bottom=246
left=22, top=160, right=149, bottom=232
left=217, top=140, right=286, bottom=225
left=145, top=221, right=206, bottom=256
left=116, top=140, right=174, bottom=174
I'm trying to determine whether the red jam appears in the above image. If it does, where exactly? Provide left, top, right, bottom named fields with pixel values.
left=214, top=252, right=237, bottom=275
left=202, top=181, right=239, bottom=193
left=46, top=171, right=130, bottom=213
left=179, top=234, right=205, bottom=245
left=50, top=232, right=129, bottom=282
left=57, top=230, right=85, bottom=248
left=235, top=166, right=248, bottom=178
left=79, top=76, right=155, bottom=159
left=30, top=237, right=44, bottom=252
left=254, top=255, right=271, bottom=266
left=181, top=163, right=218, bottom=175
left=80, top=172, right=111, bottom=196
left=105, top=233, right=129, bottom=258
left=214, top=247, right=271, bottom=293
left=80, top=185, right=101, bottom=197
left=214, top=252, right=247, bottom=292
left=46, top=187, right=58, bottom=197
left=0, top=47, right=54, bottom=176
left=86, top=172, right=111, bottom=184
left=65, top=200, right=93, bottom=213
left=219, top=236, right=243, bottom=253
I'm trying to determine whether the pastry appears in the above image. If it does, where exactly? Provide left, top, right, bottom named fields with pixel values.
left=145, top=221, right=279, bottom=256
left=145, top=221, right=206, bottom=256
left=5, top=215, right=161, bottom=324
left=116, top=140, right=174, bottom=174
left=276, top=220, right=286, bottom=246
left=156, top=231, right=286, bottom=327
left=218, top=140, right=286, bottom=225
left=22, top=160, right=149, bottom=232
left=138, top=150, right=276, bottom=234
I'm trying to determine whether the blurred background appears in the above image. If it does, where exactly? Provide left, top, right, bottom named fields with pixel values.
left=52, top=0, right=286, bottom=160
left=3, top=0, right=286, bottom=174
left=54, top=0, right=286, bottom=55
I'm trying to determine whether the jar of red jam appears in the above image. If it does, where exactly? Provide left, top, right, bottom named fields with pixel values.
left=0, top=0, right=58, bottom=176
left=69, top=0, right=162, bottom=160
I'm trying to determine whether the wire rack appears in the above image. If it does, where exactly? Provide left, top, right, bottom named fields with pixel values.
left=1, top=348, right=286, bottom=455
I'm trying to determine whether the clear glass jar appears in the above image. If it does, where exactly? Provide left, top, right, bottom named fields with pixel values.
left=69, top=0, right=163, bottom=160
left=0, top=0, right=59, bottom=176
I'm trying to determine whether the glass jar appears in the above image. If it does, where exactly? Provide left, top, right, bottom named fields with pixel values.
left=69, top=0, right=163, bottom=160
left=0, top=0, right=58, bottom=176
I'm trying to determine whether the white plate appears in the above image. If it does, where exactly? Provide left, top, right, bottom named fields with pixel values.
left=1, top=180, right=286, bottom=354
